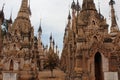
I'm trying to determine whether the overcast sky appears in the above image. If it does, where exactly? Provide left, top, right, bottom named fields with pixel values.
left=0, top=0, right=120, bottom=55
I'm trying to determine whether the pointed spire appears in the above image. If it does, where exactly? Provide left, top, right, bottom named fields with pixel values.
left=14, top=0, right=32, bottom=33
left=109, top=0, right=115, bottom=5
left=56, top=45, right=58, bottom=54
left=49, top=33, right=53, bottom=50
left=53, top=39, right=55, bottom=51
left=67, top=10, right=71, bottom=28
left=8, top=11, right=13, bottom=24
left=71, top=0, right=76, bottom=10
left=98, top=0, right=101, bottom=14
left=28, top=0, right=32, bottom=15
left=53, top=39, right=55, bottom=46
left=50, top=33, right=52, bottom=41
left=109, top=0, right=119, bottom=33
left=17, top=0, right=30, bottom=18
left=0, top=3, right=5, bottom=23
left=1, top=3, right=5, bottom=11
left=98, top=0, right=103, bottom=19
left=20, top=0, right=28, bottom=12
left=82, top=0, right=96, bottom=10
left=46, top=45, right=48, bottom=49
left=38, top=18, right=42, bottom=33
left=76, top=0, right=81, bottom=11
left=68, top=10, right=71, bottom=20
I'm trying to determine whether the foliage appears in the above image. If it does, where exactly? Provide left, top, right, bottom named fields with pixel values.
left=45, top=51, right=59, bottom=77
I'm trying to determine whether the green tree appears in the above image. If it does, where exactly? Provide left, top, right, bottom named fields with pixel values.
left=46, top=52, right=59, bottom=77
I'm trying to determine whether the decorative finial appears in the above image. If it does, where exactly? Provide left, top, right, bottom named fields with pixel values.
left=109, top=0, right=119, bottom=33
left=56, top=45, right=58, bottom=49
left=38, top=18, right=42, bottom=33
left=82, top=0, right=96, bottom=10
left=68, top=10, right=71, bottom=20
left=56, top=45, right=58, bottom=53
left=98, top=0, right=100, bottom=12
left=109, top=0, right=115, bottom=5
left=46, top=45, right=48, bottom=49
left=71, top=0, right=76, bottom=10
left=28, top=0, right=31, bottom=15
left=9, top=10, right=13, bottom=24
left=98, top=0, right=101, bottom=15
left=76, top=0, right=80, bottom=11
left=2, top=3, right=5, bottom=11
left=50, top=33, right=52, bottom=40
left=53, top=39, right=55, bottom=46
left=0, top=3, right=5, bottom=23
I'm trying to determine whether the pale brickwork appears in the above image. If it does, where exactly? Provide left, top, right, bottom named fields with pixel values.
left=0, top=0, right=60, bottom=80
left=0, top=0, right=46, bottom=80
left=61, top=0, right=120, bottom=80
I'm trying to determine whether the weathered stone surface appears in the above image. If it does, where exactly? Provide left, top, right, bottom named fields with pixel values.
left=104, top=72, right=118, bottom=80
left=61, top=0, right=120, bottom=80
